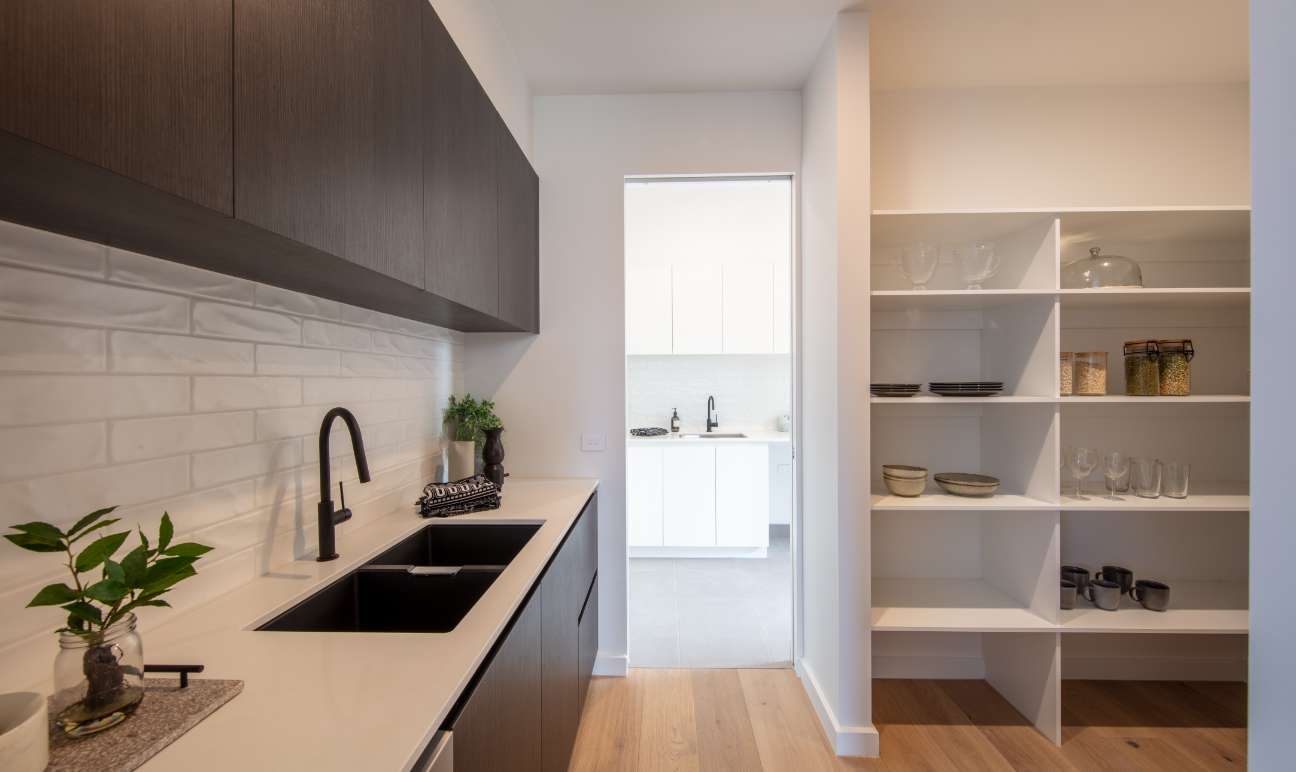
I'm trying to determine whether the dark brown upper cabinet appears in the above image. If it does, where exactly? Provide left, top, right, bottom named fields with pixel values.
left=234, top=0, right=425, bottom=288
left=497, top=119, right=541, bottom=332
left=423, top=6, right=500, bottom=316
left=0, top=0, right=233, bottom=214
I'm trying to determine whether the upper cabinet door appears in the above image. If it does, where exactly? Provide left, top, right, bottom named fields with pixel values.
left=672, top=263, right=723, bottom=354
left=424, top=7, right=499, bottom=316
left=773, top=258, right=792, bottom=354
left=234, top=0, right=424, bottom=288
left=497, top=121, right=539, bottom=331
left=0, top=0, right=233, bottom=214
left=626, top=264, right=673, bottom=355
left=722, top=263, right=775, bottom=353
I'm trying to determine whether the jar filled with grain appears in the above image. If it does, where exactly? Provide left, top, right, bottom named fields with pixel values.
left=1123, top=340, right=1161, bottom=396
left=1074, top=352, right=1108, bottom=396
left=1156, top=339, right=1194, bottom=396
left=1060, top=352, right=1075, bottom=396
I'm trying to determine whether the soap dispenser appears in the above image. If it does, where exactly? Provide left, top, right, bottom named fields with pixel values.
left=670, top=408, right=680, bottom=433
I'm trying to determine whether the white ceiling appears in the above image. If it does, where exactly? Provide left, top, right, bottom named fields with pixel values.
left=489, top=0, right=1248, bottom=96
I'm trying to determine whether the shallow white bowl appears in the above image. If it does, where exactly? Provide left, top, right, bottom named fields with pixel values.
left=0, top=692, right=48, bottom=772
left=882, top=464, right=928, bottom=480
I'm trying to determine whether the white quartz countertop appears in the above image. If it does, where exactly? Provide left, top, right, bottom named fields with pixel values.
left=134, top=477, right=598, bottom=772
left=626, top=429, right=791, bottom=445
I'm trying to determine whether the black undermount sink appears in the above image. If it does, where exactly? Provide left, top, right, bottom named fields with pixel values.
left=257, top=523, right=540, bottom=634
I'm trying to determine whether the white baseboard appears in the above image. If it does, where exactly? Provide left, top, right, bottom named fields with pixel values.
left=593, top=651, right=628, bottom=677
left=873, top=655, right=986, bottom=680
left=629, top=545, right=768, bottom=559
left=795, top=659, right=880, bottom=757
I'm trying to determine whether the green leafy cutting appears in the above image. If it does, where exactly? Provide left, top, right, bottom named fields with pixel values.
left=444, top=393, right=502, bottom=442
left=4, top=509, right=211, bottom=642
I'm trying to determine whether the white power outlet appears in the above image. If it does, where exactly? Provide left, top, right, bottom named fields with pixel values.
left=580, top=433, right=607, bottom=452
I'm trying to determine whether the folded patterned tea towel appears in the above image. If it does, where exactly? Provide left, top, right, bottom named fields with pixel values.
left=416, top=475, right=501, bottom=517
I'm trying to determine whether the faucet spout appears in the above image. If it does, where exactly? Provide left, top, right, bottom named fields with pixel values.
left=317, top=407, right=371, bottom=562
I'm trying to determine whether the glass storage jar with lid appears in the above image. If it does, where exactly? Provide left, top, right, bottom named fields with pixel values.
left=1074, top=352, right=1108, bottom=395
left=1123, top=340, right=1161, bottom=396
left=1060, top=352, right=1075, bottom=396
left=1156, top=339, right=1194, bottom=396
left=1061, top=246, right=1144, bottom=289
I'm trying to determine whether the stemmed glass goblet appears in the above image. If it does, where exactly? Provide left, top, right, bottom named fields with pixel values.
left=1064, top=446, right=1099, bottom=497
left=899, top=243, right=940, bottom=291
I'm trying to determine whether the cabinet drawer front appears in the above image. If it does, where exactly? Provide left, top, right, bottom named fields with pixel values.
left=627, top=446, right=665, bottom=546
left=662, top=445, right=717, bottom=546
left=577, top=575, right=598, bottom=715
left=716, top=444, right=770, bottom=547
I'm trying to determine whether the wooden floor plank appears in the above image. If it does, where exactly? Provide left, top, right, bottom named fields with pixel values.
left=636, top=669, right=701, bottom=772
left=568, top=672, right=1246, bottom=772
left=689, top=670, right=766, bottom=772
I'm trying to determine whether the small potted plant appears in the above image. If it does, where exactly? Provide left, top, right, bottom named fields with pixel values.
left=444, top=394, right=503, bottom=481
left=4, top=508, right=211, bottom=737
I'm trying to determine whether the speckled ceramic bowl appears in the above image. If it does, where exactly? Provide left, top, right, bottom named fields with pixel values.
left=882, top=471, right=927, bottom=497
left=882, top=464, right=928, bottom=480
left=934, top=473, right=1001, bottom=497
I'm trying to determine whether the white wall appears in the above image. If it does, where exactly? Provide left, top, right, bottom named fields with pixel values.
left=626, top=354, right=791, bottom=432
left=799, top=12, right=877, bottom=756
left=1249, top=0, right=1296, bottom=765
left=431, top=0, right=532, bottom=155
left=465, top=91, right=801, bottom=675
left=0, top=219, right=459, bottom=692
left=872, top=83, right=1250, bottom=211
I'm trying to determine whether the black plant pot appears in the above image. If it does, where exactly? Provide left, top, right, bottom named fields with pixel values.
left=482, top=427, right=506, bottom=488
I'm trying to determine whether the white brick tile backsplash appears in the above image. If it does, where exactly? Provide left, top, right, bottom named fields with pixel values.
left=340, top=351, right=405, bottom=376
left=0, top=320, right=106, bottom=372
left=0, top=422, right=107, bottom=481
left=193, top=376, right=302, bottom=411
left=109, top=248, right=255, bottom=304
left=301, top=377, right=374, bottom=405
left=0, top=219, right=106, bottom=277
left=112, top=412, right=255, bottom=462
left=254, top=284, right=341, bottom=320
left=192, top=440, right=302, bottom=488
left=303, top=319, right=372, bottom=351
left=0, top=220, right=459, bottom=628
left=256, top=344, right=339, bottom=376
left=111, top=331, right=254, bottom=374
left=0, top=375, right=189, bottom=425
left=0, top=456, right=191, bottom=529
left=193, top=302, right=301, bottom=343
left=0, top=264, right=188, bottom=331
left=255, top=404, right=335, bottom=440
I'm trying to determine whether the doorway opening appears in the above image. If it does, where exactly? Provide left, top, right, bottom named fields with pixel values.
left=623, top=175, right=796, bottom=668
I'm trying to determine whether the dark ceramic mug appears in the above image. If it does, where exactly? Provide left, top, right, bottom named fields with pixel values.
left=1083, top=578, right=1122, bottom=611
left=1131, top=579, right=1170, bottom=612
left=1060, top=580, right=1078, bottom=610
left=1099, top=565, right=1134, bottom=595
left=1061, top=565, right=1090, bottom=592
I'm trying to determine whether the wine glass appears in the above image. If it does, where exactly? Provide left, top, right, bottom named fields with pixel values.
left=1064, top=446, right=1099, bottom=497
left=1103, top=451, right=1130, bottom=496
left=955, top=242, right=1000, bottom=290
left=899, top=243, right=940, bottom=290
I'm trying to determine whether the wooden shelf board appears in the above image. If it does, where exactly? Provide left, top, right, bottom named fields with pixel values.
left=1060, top=483, right=1249, bottom=511
left=1060, top=582, right=1248, bottom=634
left=873, top=206, right=1251, bottom=216
left=1059, top=287, right=1250, bottom=309
left=872, top=579, right=1055, bottom=633
left=872, top=493, right=1058, bottom=511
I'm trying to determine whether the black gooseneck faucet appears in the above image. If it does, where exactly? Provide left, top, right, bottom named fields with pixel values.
left=706, top=395, right=719, bottom=433
left=316, top=407, right=371, bottom=562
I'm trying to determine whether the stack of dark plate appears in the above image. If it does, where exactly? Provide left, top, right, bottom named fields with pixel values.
left=870, top=383, right=921, bottom=398
left=929, top=381, right=1003, bottom=397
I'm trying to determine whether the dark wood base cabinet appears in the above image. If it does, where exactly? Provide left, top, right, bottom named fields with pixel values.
left=448, top=494, right=599, bottom=772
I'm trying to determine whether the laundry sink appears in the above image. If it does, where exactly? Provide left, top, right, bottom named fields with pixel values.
left=257, top=522, right=540, bottom=633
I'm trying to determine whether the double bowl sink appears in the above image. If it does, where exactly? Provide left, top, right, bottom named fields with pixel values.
left=258, top=523, right=539, bottom=634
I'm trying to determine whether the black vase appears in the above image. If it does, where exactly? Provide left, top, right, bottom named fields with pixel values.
left=482, top=427, right=505, bottom=488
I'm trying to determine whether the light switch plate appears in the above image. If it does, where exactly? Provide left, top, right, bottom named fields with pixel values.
left=581, top=433, right=607, bottom=452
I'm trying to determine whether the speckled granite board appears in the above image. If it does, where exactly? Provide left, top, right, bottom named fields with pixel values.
left=47, top=678, right=243, bottom=772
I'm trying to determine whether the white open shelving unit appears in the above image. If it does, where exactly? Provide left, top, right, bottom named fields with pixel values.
left=868, top=207, right=1251, bottom=744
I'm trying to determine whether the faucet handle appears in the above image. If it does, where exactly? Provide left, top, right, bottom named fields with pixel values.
left=334, top=481, right=353, bottom=525
left=338, top=480, right=346, bottom=509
